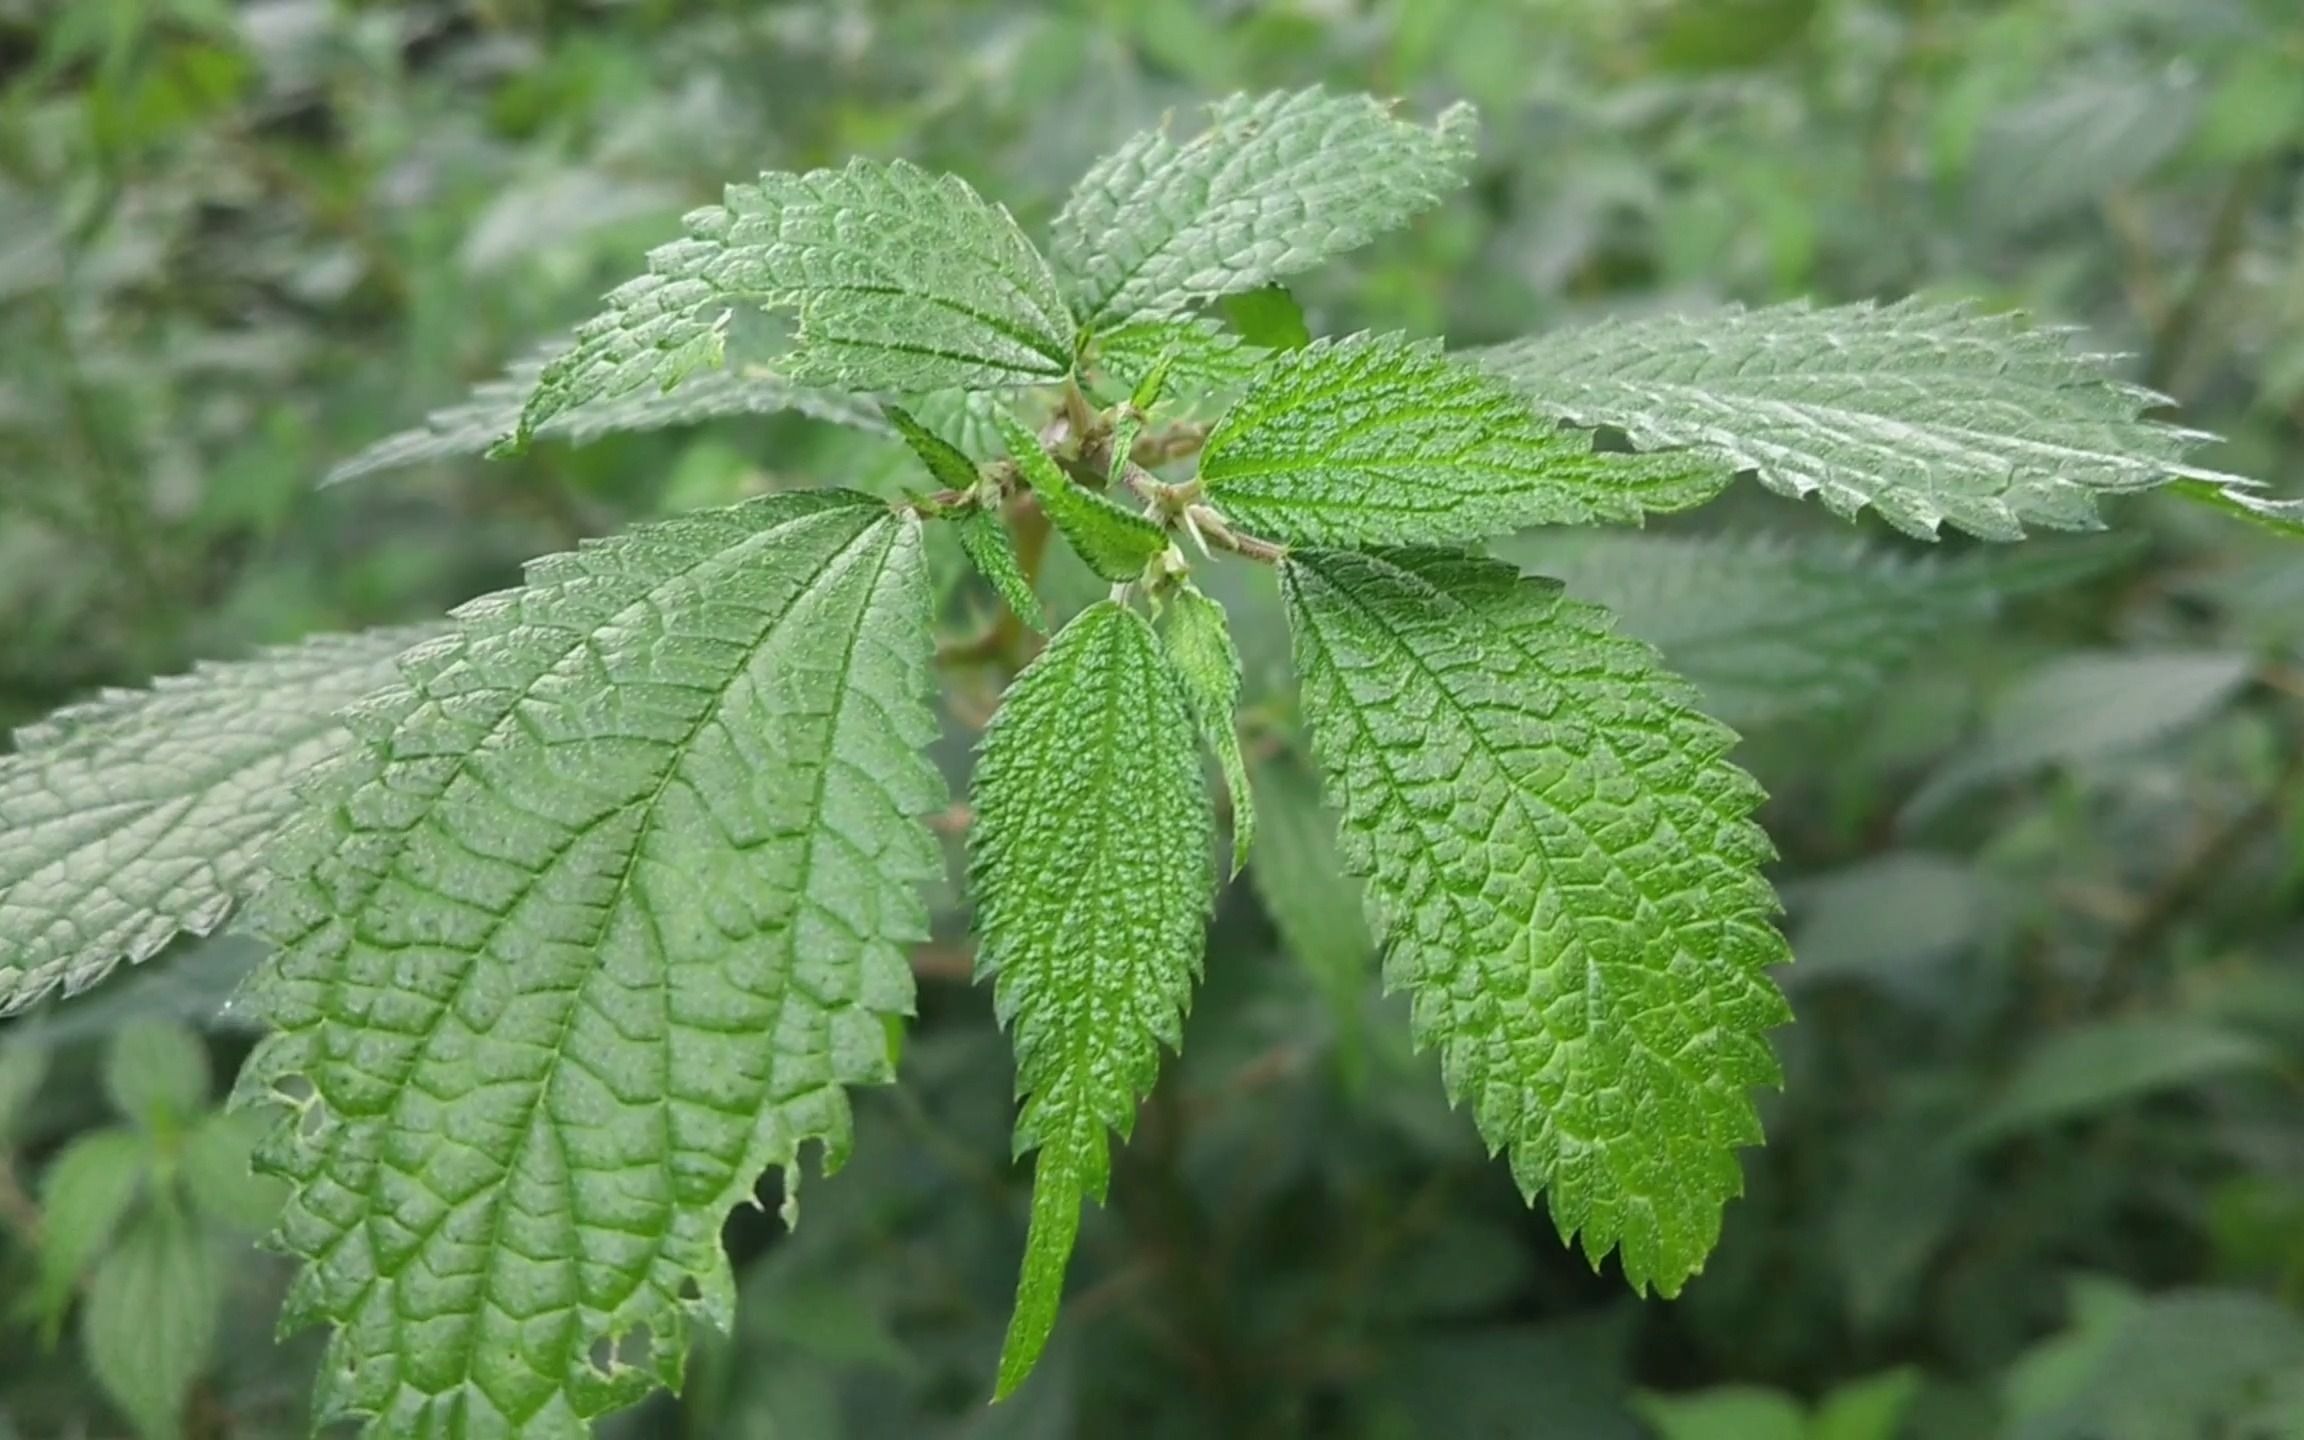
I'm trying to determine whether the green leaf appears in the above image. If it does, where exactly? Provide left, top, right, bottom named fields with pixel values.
left=83, top=1199, right=222, bottom=1440
left=968, top=601, right=1213, bottom=1396
left=1812, top=1368, right=1924, bottom=1440
left=103, top=1017, right=209, bottom=1129
left=326, top=346, right=888, bottom=485
left=952, top=507, right=1047, bottom=633
left=1088, top=317, right=1262, bottom=406
left=885, top=403, right=983, bottom=494
left=1200, top=334, right=1729, bottom=548
left=1219, top=285, right=1312, bottom=351
left=1054, top=89, right=1478, bottom=329
left=991, top=409, right=1168, bottom=583
left=0, top=627, right=430, bottom=1016
left=1247, top=753, right=1376, bottom=1076
left=177, top=1110, right=285, bottom=1230
left=1494, top=531, right=2000, bottom=729
left=1156, top=585, right=1254, bottom=873
left=1907, top=650, right=2253, bottom=818
left=1960, top=1018, right=2276, bottom=1147
left=235, top=491, right=945, bottom=1437
left=1635, top=1387, right=1807, bottom=1440
left=516, top=161, right=1076, bottom=445
left=1476, top=299, right=2253, bottom=541
left=33, top=1126, right=149, bottom=1331
left=1282, top=548, right=1788, bottom=1293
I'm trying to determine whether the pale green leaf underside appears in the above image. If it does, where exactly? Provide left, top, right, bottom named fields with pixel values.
left=0, top=627, right=430, bottom=1016
left=1283, top=548, right=1788, bottom=1292
left=326, top=346, right=886, bottom=485
left=235, top=491, right=945, bottom=1438
left=1201, top=334, right=1730, bottom=547
left=517, top=160, right=1075, bottom=444
left=1053, top=88, right=1478, bottom=330
left=1494, top=531, right=2002, bottom=729
left=968, top=601, right=1212, bottom=1396
left=1475, top=299, right=2249, bottom=541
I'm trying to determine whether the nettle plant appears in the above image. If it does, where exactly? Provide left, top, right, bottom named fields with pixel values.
left=0, top=89, right=2286, bottom=1436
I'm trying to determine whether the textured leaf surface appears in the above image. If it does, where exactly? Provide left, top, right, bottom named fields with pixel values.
left=518, top=161, right=1075, bottom=443
left=235, top=491, right=945, bottom=1437
left=952, top=507, right=1046, bottom=632
left=1476, top=299, right=2246, bottom=540
left=0, top=627, right=429, bottom=1016
left=1088, top=317, right=1262, bottom=407
left=1201, top=335, right=1729, bottom=548
left=1053, top=89, right=1478, bottom=329
left=326, top=347, right=886, bottom=484
left=84, top=1199, right=221, bottom=1440
left=1495, top=532, right=2001, bottom=729
left=1283, top=548, right=1788, bottom=1291
left=992, top=410, right=1168, bottom=583
left=1156, top=586, right=1254, bottom=873
left=968, top=601, right=1213, bottom=1395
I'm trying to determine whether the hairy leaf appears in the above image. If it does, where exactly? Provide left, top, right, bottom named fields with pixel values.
left=952, top=507, right=1047, bottom=632
left=1476, top=299, right=2249, bottom=540
left=235, top=491, right=945, bottom=1437
left=516, top=161, right=1075, bottom=445
left=0, top=627, right=430, bottom=1016
left=1088, top=317, right=1262, bottom=407
left=1156, top=585, right=1255, bottom=873
left=327, top=347, right=886, bottom=485
left=1201, top=335, right=1729, bottom=547
left=1283, top=548, right=1788, bottom=1292
left=992, top=409, right=1168, bottom=583
left=1494, top=532, right=2001, bottom=729
left=1054, top=89, right=1478, bottom=329
left=968, top=601, right=1213, bottom=1396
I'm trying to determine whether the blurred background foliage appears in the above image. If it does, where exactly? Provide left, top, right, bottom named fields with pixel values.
left=3, top=1, right=2304, bottom=1436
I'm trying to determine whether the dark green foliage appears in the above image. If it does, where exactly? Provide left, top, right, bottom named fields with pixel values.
left=2, top=4, right=2302, bottom=1438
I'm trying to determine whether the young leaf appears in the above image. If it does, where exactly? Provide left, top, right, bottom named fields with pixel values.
left=1053, top=89, right=1478, bottom=329
left=1088, top=317, right=1262, bottom=405
left=968, top=601, right=1214, bottom=1396
left=326, top=346, right=888, bottom=485
left=1156, top=586, right=1255, bottom=873
left=0, top=626, right=431, bottom=1016
left=1475, top=299, right=2253, bottom=541
left=34, top=1126, right=149, bottom=1331
left=83, top=1198, right=221, bottom=1440
left=103, top=1017, right=210, bottom=1129
left=1493, top=532, right=2001, bottom=729
left=951, top=508, right=1047, bottom=633
left=234, top=491, right=945, bottom=1437
left=886, top=403, right=983, bottom=494
left=1282, top=548, right=1789, bottom=1293
left=991, top=409, right=1168, bottom=583
left=515, top=161, right=1076, bottom=445
left=1199, top=335, right=1730, bottom=548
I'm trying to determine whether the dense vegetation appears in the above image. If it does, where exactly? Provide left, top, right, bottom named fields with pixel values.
left=4, top=3, right=2303, bottom=1437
